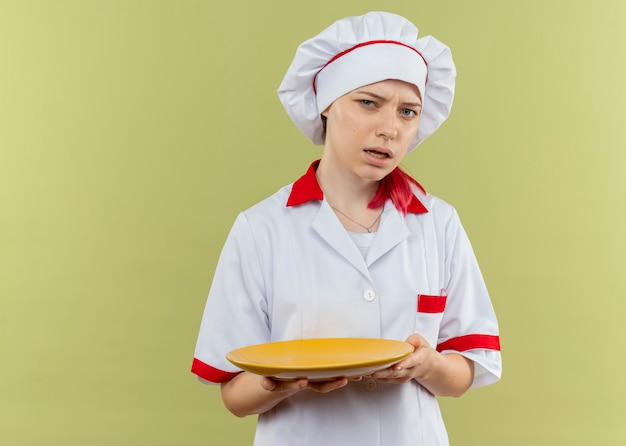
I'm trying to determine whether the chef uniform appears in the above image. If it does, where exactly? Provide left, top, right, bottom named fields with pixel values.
left=192, top=11, right=501, bottom=446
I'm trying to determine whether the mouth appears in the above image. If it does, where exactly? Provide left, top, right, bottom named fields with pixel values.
left=364, top=148, right=393, bottom=160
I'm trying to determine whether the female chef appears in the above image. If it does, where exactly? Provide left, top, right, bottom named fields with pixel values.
left=191, top=11, right=501, bottom=446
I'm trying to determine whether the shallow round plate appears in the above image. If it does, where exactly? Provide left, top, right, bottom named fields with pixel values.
left=226, top=338, right=414, bottom=381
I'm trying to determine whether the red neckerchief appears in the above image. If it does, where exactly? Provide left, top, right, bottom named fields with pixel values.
left=286, top=160, right=428, bottom=214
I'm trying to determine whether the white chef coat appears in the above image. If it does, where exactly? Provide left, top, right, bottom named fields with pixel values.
left=192, top=161, right=501, bottom=446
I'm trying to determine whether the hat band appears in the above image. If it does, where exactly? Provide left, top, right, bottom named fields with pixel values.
left=314, top=40, right=429, bottom=115
left=312, top=40, right=428, bottom=95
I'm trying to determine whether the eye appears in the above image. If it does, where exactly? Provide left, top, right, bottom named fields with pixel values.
left=399, top=108, right=418, bottom=118
left=360, top=99, right=376, bottom=107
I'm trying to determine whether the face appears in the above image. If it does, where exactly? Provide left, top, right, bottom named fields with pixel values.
left=320, top=79, right=422, bottom=183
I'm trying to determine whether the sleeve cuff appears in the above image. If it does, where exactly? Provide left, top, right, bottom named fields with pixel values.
left=191, top=358, right=240, bottom=384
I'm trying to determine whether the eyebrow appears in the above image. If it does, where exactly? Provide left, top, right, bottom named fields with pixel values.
left=358, top=90, right=422, bottom=108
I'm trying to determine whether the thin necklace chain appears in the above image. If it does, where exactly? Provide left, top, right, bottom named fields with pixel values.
left=331, top=206, right=384, bottom=233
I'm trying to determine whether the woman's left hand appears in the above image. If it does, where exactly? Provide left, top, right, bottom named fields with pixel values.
left=370, top=334, right=433, bottom=384
left=370, top=333, right=475, bottom=397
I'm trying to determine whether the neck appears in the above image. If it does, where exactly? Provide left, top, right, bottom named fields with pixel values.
left=315, top=158, right=379, bottom=211
left=315, top=157, right=385, bottom=233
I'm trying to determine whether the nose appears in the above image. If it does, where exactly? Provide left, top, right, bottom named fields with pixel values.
left=375, top=109, right=398, bottom=140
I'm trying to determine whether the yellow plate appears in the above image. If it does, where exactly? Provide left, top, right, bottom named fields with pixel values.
left=226, top=338, right=414, bottom=381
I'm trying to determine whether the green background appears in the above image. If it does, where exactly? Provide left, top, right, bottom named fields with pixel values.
left=1, top=0, right=625, bottom=444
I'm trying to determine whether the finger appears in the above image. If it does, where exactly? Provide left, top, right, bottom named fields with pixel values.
left=307, top=377, right=348, bottom=393
left=262, top=377, right=308, bottom=392
left=260, top=377, right=277, bottom=391
left=406, top=333, right=425, bottom=349
left=375, top=358, right=408, bottom=376
left=372, top=369, right=412, bottom=384
left=409, top=333, right=434, bottom=350
left=371, top=363, right=413, bottom=382
left=371, top=367, right=399, bottom=380
left=391, top=359, right=407, bottom=371
left=279, top=378, right=308, bottom=392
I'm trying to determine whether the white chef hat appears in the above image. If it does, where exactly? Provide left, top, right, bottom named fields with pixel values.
left=277, top=11, right=456, bottom=152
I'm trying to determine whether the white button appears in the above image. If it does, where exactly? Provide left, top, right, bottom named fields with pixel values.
left=363, top=289, right=376, bottom=302
left=364, top=378, right=378, bottom=392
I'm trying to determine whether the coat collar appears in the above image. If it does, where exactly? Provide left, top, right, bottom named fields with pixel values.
left=286, top=160, right=429, bottom=214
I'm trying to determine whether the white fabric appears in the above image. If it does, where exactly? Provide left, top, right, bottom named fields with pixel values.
left=193, top=175, right=501, bottom=446
left=277, top=11, right=456, bottom=151
left=347, top=230, right=375, bottom=258
left=315, top=42, right=428, bottom=115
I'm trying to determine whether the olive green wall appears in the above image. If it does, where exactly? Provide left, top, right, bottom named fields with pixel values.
left=1, top=0, right=625, bottom=444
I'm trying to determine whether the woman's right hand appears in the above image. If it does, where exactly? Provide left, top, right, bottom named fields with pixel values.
left=221, top=372, right=351, bottom=417
left=261, top=376, right=350, bottom=394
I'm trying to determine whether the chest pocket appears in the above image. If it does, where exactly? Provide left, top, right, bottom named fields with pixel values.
left=415, top=293, right=447, bottom=346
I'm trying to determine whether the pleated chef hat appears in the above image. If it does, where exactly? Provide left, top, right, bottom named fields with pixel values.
left=277, top=11, right=456, bottom=152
